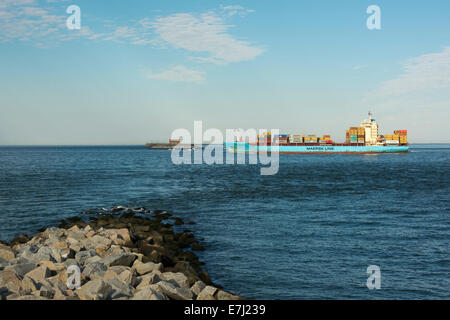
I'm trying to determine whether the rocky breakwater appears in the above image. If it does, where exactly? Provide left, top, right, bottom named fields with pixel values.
left=0, top=212, right=242, bottom=300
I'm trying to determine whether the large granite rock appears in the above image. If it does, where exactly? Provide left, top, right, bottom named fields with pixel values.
left=82, top=262, right=107, bottom=280
left=156, top=280, right=193, bottom=300
left=102, top=253, right=137, bottom=267
left=131, top=287, right=166, bottom=300
left=76, top=279, right=112, bottom=300
left=132, top=259, right=163, bottom=276
left=104, top=278, right=134, bottom=300
left=1, top=215, right=243, bottom=301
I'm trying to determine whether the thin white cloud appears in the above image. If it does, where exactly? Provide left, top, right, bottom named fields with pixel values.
left=102, top=25, right=157, bottom=46
left=363, top=46, right=450, bottom=134
left=147, top=65, right=206, bottom=84
left=0, top=2, right=263, bottom=66
left=220, top=5, right=255, bottom=17
left=0, top=2, right=263, bottom=82
left=370, top=47, right=450, bottom=99
left=0, top=0, right=72, bottom=44
left=150, top=11, right=264, bottom=65
left=0, top=0, right=35, bottom=9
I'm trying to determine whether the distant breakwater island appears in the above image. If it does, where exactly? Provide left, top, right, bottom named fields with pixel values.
left=0, top=207, right=242, bottom=300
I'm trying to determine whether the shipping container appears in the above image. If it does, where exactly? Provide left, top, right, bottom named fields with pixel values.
left=394, top=130, right=408, bottom=136
left=386, top=140, right=399, bottom=145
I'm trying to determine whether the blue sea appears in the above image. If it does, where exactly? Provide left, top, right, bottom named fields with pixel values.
left=0, top=144, right=449, bottom=299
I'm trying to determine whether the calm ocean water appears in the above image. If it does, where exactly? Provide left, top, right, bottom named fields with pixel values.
left=0, top=144, right=449, bottom=299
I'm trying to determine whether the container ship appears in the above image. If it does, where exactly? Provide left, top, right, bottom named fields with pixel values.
left=226, top=112, right=409, bottom=154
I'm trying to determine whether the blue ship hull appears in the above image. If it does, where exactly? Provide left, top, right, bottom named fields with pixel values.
left=226, top=143, right=409, bottom=154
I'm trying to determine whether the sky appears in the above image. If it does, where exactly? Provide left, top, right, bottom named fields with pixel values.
left=0, top=0, right=449, bottom=145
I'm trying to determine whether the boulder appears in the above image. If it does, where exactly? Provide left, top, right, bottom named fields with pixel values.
left=24, top=266, right=52, bottom=283
left=131, top=287, right=166, bottom=300
left=67, top=231, right=87, bottom=241
left=135, top=271, right=162, bottom=290
left=156, top=280, right=193, bottom=300
left=1, top=288, right=17, bottom=300
left=0, top=257, right=9, bottom=270
left=0, top=245, right=14, bottom=262
left=62, top=259, right=81, bottom=270
left=160, top=272, right=190, bottom=289
left=172, top=262, right=200, bottom=284
left=102, top=266, right=136, bottom=286
left=15, top=244, right=39, bottom=261
left=138, top=242, right=176, bottom=267
left=75, top=249, right=97, bottom=264
left=89, top=235, right=112, bottom=248
left=21, top=276, right=39, bottom=294
left=76, top=279, right=112, bottom=300
left=47, top=240, right=69, bottom=249
left=147, top=231, right=164, bottom=245
left=34, top=246, right=58, bottom=263
left=82, top=262, right=107, bottom=280
left=10, top=256, right=32, bottom=265
left=38, top=261, right=62, bottom=272
left=68, top=225, right=81, bottom=232
left=85, top=255, right=102, bottom=264
left=66, top=237, right=80, bottom=247
left=46, top=277, right=69, bottom=299
left=104, top=278, right=134, bottom=299
left=49, top=247, right=72, bottom=262
left=112, top=229, right=133, bottom=246
left=100, top=245, right=127, bottom=258
left=132, top=260, right=163, bottom=276
left=102, top=253, right=137, bottom=267
left=117, top=269, right=136, bottom=286
left=197, top=286, right=218, bottom=300
left=37, top=285, right=55, bottom=299
left=0, top=269, right=22, bottom=294
left=199, top=269, right=212, bottom=285
left=85, top=231, right=95, bottom=238
left=66, top=226, right=86, bottom=241
left=67, top=240, right=82, bottom=253
left=10, top=235, right=30, bottom=246
left=216, top=290, right=240, bottom=300
left=176, top=232, right=195, bottom=248
left=4, top=262, right=37, bottom=278
left=190, top=281, right=206, bottom=296
left=94, top=246, right=110, bottom=257
left=42, top=227, right=66, bottom=240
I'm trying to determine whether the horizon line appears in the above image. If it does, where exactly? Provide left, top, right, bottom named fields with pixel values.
left=1, top=142, right=449, bottom=147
